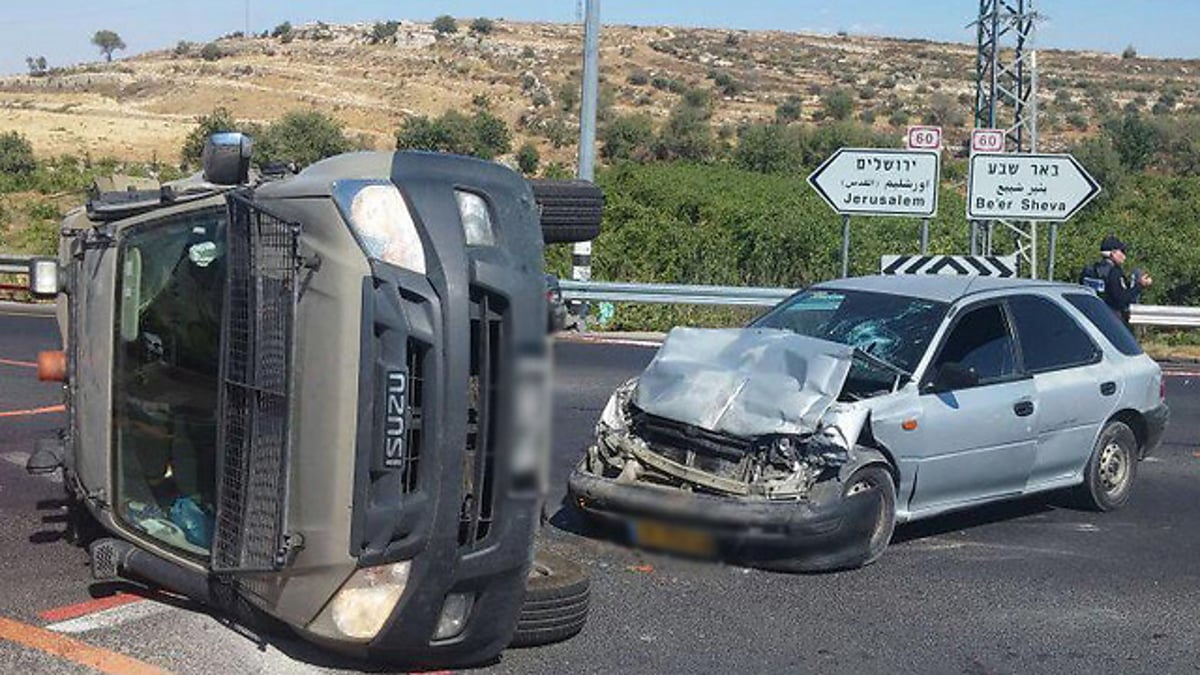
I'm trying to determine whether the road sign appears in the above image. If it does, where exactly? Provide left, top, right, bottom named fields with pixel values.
left=906, top=126, right=942, bottom=150
left=808, top=148, right=940, bottom=218
left=971, top=129, right=1006, bottom=154
left=967, top=153, right=1101, bottom=222
left=881, top=254, right=1018, bottom=278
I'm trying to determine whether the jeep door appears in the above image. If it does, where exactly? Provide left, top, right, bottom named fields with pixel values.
left=907, top=300, right=1038, bottom=514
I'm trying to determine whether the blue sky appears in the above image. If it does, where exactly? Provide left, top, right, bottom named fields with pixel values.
left=1, top=1, right=1196, bottom=75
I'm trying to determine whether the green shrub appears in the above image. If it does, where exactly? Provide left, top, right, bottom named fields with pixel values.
left=516, top=142, right=540, bottom=175
left=432, top=15, right=458, bottom=36
left=199, top=43, right=222, bottom=61
left=821, top=88, right=854, bottom=121
left=775, top=96, right=803, bottom=124
left=469, top=18, right=495, bottom=36
left=255, top=110, right=353, bottom=167
left=600, top=114, right=655, bottom=162
left=394, top=110, right=512, bottom=159
left=0, top=132, right=37, bottom=177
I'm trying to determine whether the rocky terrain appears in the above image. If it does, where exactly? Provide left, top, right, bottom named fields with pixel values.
left=0, top=19, right=1194, bottom=166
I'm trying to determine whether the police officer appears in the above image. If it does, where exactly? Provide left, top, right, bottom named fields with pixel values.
left=1080, top=234, right=1153, bottom=327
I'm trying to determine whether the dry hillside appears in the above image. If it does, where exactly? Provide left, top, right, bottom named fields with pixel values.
left=1, top=19, right=1196, bottom=167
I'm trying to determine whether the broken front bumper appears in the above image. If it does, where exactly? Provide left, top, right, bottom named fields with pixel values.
left=567, top=462, right=881, bottom=571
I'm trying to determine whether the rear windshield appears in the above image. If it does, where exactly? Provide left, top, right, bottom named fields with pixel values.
left=1064, top=293, right=1143, bottom=356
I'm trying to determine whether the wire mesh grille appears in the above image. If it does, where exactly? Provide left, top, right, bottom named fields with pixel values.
left=212, top=192, right=300, bottom=573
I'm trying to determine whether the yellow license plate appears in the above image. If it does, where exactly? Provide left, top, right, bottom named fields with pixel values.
left=631, top=520, right=716, bottom=557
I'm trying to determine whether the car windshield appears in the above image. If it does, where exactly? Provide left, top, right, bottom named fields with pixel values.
left=752, top=289, right=948, bottom=397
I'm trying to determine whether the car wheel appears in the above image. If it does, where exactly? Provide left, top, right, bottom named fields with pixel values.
left=509, top=551, right=590, bottom=648
left=1075, top=421, right=1139, bottom=512
left=842, top=465, right=897, bottom=568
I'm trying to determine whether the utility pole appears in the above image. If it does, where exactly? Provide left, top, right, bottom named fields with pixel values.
left=573, top=0, right=600, bottom=282
left=973, top=0, right=1040, bottom=275
left=244, top=0, right=251, bottom=37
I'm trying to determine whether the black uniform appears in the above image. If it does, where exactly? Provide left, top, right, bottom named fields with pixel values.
left=1082, top=257, right=1141, bottom=326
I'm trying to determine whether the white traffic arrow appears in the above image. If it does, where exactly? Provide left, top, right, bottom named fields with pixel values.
left=807, top=148, right=940, bottom=218
left=967, top=153, right=1101, bottom=221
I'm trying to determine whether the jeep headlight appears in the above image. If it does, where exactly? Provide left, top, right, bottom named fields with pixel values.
left=308, top=561, right=411, bottom=642
left=455, top=189, right=495, bottom=247
left=334, top=181, right=426, bottom=274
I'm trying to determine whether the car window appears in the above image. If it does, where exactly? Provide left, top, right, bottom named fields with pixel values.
left=932, top=304, right=1016, bottom=385
left=1064, top=293, right=1143, bottom=357
left=1007, top=295, right=1101, bottom=372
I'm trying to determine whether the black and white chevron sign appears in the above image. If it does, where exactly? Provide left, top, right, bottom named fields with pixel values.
left=880, top=254, right=1018, bottom=277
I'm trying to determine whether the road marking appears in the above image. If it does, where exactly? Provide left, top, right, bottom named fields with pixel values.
left=0, top=404, right=65, bottom=418
left=39, top=593, right=146, bottom=623
left=44, top=599, right=175, bottom=635
left=1, top=452, right=62, bottom=483
left=1163, top=370, right=1200, bottom=379
left=0, top=357, right=37, bottom=369
left=0, top=614, right=171, bottom=674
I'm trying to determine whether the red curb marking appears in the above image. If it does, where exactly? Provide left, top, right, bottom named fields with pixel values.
left=0, top=615, right=170, bottom=675
left=0, top=357, right=38, bottom=369
left=38, top=593, right=145, bottom=623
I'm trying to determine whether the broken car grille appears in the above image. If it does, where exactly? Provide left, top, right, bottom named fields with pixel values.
left=631, top=410, right=752, bottom=483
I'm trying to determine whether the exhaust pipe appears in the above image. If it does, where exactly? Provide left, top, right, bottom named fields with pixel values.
left=89, top=538, right=212, bottom=604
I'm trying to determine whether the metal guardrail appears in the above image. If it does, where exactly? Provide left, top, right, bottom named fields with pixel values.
left=559, top=280, right=1200, bottom=328
left=558, top=280, right=794, bottom=307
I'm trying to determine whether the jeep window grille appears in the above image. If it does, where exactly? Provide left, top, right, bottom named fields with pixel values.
left=401, top=339, right=425, bottom=494
left=458, top=289, right=506, bottom=548
left=212, top=192, right=301, bottom=573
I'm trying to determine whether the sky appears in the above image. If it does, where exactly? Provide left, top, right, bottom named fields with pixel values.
left=1, top=1, right=1198, bottom=76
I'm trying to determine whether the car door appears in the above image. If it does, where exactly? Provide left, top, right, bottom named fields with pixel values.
left=907, top=300, right=1039, bottom=513
left=1005, top=294, right=1112, bottom=489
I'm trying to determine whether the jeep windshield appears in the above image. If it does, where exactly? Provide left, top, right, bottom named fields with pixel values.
left=111, top=206, right=226, bottom=557
left=752, top=289, right=948, bottom=399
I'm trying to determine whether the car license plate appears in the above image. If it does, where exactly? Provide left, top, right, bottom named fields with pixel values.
left=630, top=519, right=716, bottom=557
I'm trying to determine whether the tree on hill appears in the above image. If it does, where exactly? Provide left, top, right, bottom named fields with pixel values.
left=25, top=56, right=48, bottom=77
left=821, top=88, right=854, bottom=121
left=470, top=18, right=495, bottom=36
left=516, top=142, right=540, bottom=175
left=371, top=21, right=400, bottom=44
left=394, top=110, right=513, bottom=159
left=432, top=15, right=458, bottom=37
left=1122, top=45, right=1138, bottom=60
left=91, top=30, right=126, bottom=62
left=181, top=108, right=253, bottom=166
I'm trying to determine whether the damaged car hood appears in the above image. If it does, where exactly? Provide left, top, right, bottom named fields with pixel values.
left=634, top=327, right=855, bottom=437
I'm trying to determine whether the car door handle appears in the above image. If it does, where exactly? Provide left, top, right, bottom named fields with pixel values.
left=1013, top=401, right=1035, bottom=417
left=1100, top=381, right=1117, bottom=396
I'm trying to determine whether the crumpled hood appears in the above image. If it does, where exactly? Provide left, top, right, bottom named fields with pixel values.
left=633, top=327, right=855, bottom=437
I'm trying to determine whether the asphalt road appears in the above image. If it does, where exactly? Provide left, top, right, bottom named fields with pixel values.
left=2, top=306, right=1199, bottom=674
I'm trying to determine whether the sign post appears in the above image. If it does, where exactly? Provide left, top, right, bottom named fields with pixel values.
left=808, top=148, right=941, bottom=277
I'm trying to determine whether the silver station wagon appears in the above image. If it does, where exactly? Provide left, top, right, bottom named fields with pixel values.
left=568, top=275, right=1170, bottom=571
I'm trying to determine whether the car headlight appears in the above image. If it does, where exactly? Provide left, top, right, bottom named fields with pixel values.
left=307, top=561, right=411, bottom=642
left=455, top=190, right=495, bottom=246
left=599, top=379, right=637, bottom=432
left=333, top=181, right=426, bottom=274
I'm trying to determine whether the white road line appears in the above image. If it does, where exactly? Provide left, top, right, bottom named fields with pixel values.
left=0, top=451, right=62, bottom=483
left=45, top=599, right=175, bottom=634
left=1163, top=370, right=1200, bottom=379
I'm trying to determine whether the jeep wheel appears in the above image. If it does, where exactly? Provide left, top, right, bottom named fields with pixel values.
left=509, top=551, right=590, bottom=648
left=1075, top=420, right=1138, bottom=511
left=530, top=180, right=604, bottom=244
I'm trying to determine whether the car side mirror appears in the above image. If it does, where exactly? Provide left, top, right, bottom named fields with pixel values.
left=927, top=362, right=979, bottom=393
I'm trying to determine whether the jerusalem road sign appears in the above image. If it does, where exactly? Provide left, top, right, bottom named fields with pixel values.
left=967, top=153, right=1101, bottom=222
left=807, top=148, right=940, bottom=218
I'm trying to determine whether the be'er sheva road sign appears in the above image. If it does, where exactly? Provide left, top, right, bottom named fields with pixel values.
left=967, top=153, right=1101, bottom=221
left=808, top=148, right=940, bottom=218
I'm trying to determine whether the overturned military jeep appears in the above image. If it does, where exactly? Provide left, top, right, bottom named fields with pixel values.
left=28, top=135, right=601, bottom=667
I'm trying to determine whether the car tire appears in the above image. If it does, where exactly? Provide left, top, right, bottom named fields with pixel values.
left=841, top=465, right=897, bottom=569
left=529, top=180, right=603, bottom=244
left=1074, top=420, right=1139, bottom=512
left=509, top=551, right=590, bottom=648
